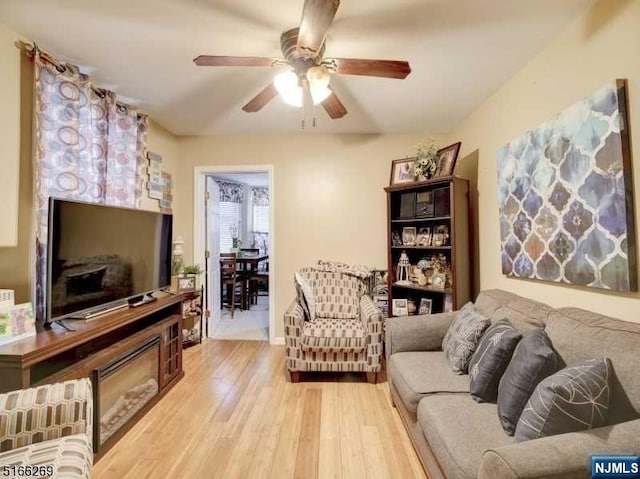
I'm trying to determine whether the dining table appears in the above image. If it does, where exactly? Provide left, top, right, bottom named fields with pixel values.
left=235, top=253, right=268, bottom=310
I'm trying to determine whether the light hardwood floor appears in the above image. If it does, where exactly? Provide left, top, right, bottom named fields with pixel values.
left=93, top=339, right=428, bottom=479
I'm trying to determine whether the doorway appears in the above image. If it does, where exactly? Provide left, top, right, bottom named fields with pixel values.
left=193, top=166, right=275, bottom=343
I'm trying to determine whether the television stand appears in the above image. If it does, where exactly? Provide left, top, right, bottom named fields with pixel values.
left=0, top=294, right=186, bottom=457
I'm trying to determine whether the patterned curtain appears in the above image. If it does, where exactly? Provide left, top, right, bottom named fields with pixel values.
left=214, top=180, right=244, bottom=203
left=251, top=187, right=269, bottom=206
left=33, top=47, right=148, bottom=320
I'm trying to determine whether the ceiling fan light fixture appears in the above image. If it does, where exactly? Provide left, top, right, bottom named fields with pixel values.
left=307, top=65, right=331, bottom=105
left=274, top=70, right=303, bottom=107
left=310, top=84, right=332, bottom=105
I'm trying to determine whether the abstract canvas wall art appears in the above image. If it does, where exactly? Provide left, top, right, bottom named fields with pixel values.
left=496, top=80, right=636, bottom=292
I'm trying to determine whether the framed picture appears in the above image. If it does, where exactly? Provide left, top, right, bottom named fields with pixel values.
left=392, top=298, right=409, bottom=317
left=419, top=298, right=433, bottom=315
left=391, top=230, right=403, bottom=246
left=177, top=275, right=196, bottom=292
left=402, top=227, right=417, bottom=246
left=0, top=302, right=36, bottom=346
left=416, top=227, right=431, bottom=246
left=433, top=225, right=449, bottom=246
left=390, top=158, right=415, bottom=185
left=434, top=142, right=461, bottom=178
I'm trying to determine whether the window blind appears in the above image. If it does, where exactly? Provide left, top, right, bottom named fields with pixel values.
left=252, top=205, right=269, bottom=233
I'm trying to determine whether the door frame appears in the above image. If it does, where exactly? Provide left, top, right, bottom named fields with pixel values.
left=193, top=165, right=277, bottom=344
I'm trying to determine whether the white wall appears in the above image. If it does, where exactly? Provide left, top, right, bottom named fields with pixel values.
left=444, top=0, right=640, bottom=322
left=176, top=133, right=441, bottom=338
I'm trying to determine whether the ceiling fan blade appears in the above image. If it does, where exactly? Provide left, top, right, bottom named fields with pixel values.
left=193, top=55, right=279, bottom=67
left=297, top=0, right=340, bottom=54
left=242, top=83, right=279, bottom=112
left=327, top=58, right=411, bottom=79
left=321, top=90, right=347, bottom=119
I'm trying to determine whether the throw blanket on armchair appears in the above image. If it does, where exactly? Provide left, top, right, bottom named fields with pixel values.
left=312, top=260, right=373, bottom=279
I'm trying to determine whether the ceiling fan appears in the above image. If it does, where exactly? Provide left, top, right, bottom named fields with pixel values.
left=193, top=0, right=411, bottom=119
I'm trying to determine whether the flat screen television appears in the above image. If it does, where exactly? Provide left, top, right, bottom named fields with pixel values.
left=47, top=198, right=173, bottom=323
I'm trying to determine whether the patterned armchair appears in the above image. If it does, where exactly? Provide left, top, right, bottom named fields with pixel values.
left=284, top=267, right=384, bottom=383
left=0, top=379, right=93, bottom=479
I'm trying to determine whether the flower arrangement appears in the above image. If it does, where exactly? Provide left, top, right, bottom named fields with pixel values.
left=230, top=225, right=242, bottom=249
left=414, top=139, right=438, bottom=181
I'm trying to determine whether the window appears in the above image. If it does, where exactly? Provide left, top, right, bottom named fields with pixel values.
left=219, top=201, right=241, bottom=253
left=252, top=205, right=269, bottom=233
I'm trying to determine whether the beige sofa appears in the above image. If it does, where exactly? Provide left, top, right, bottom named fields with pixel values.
left=0, top=379, right=93, bottom=479
left=386, top=289, right=640, bottom=479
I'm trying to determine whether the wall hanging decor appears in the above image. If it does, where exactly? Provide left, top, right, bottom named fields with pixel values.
left=496, top=80, right=635, bottom=292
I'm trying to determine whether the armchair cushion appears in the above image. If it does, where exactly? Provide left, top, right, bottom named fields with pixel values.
left=301, top=317, right=366, bottom=352
left=0, top=434, right=92, bottom=479
left=294, top=272, right=315, bottom=320
left=0, top=379, right=92, bottom=453
left=300, top=271, right=362, bottom=320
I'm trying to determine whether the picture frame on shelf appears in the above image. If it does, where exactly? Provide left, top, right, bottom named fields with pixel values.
left=416, top=227, right=431, bottom=246
left=392, top=298, right=409, bottom=317
left=390, top=158, right=416, bottom=185
left=402, top=227, right=417, bottom=246
left=433, top=225, right=450, bottom=246
left=391, top=230, right=403, bottom=246
left=434, top=142, right=461, bottom=178
left=177, top=275, right=196, bottom=292
left=419, top=298, right=433, bottom=315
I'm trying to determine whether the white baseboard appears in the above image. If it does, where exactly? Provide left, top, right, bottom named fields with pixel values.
left=271, top=337, right=285, bottom=345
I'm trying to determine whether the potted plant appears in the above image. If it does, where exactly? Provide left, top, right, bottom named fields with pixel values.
left=182, top=264, right=203, bottom=290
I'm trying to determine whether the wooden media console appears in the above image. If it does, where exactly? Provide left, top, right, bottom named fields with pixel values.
left=0, top=293, right=186, bottom=457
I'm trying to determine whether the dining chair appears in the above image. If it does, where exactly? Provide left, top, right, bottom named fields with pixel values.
left=220, top=253, right=244, bottom=318
left=248, top=260, right=269, bottom=306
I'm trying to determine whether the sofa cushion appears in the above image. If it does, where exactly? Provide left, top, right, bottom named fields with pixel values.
left=417, top=395, right=514, bottom=479
left=547, top=307, right=640, bottom=424
left=301, top=317, right=366, bottom=352
left=0, top=434, right=92, bottom=479
left=388, top=351, right=470, bottom=420
left=442, top=302, right=490, bottom=374
left=497, top=328, right=559, bottom=436
left=474, top=289, right=553, bottom=332
left=469, top=319, right=522, bottom=403
left=515, top=358, right=611, bottom=442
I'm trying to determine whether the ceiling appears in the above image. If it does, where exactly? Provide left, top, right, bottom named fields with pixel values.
left=213, top=173, right=269, bottom=187
left=0, top=0, right=595, bottom=135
